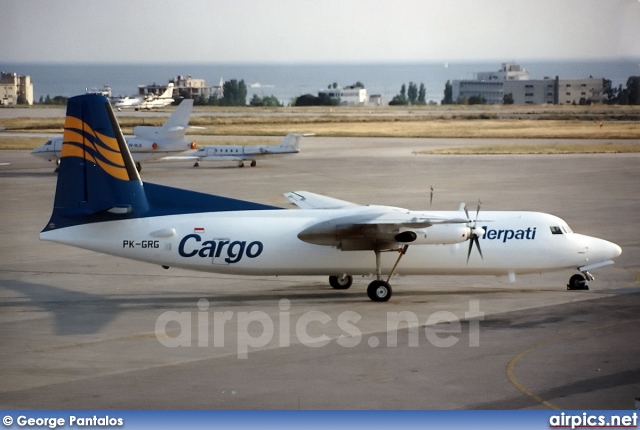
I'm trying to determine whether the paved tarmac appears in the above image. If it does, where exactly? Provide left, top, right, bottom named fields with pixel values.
left=0, top=137, right=638, bottom=409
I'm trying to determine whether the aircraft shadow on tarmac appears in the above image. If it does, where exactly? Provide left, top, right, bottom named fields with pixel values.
left=1, top=279, right=121, bottom=336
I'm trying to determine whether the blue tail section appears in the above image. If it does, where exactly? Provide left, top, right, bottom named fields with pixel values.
left=43, top=94, right=277, bottom=232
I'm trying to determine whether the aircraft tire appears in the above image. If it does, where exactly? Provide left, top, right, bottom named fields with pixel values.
left=251, top=160, right=257, bottom=167
left=567, top=274, right=588, bottom=290
left=367, top=280, right=392, bottom=302
left=329, top=275, right=353, bottom=290
left=135, top=162, right=142, bottom=172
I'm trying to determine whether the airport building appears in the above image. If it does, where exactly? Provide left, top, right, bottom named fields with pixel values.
left=452, top=63, right=603, bottom=105
left=318, top=86, right=368, bottom=105
left=138, top=75, right=222, bottom=100
left=0, top=71, right=34, bottom=105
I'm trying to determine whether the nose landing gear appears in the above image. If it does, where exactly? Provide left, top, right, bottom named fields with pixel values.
left=567, top=272, right=591, bottom=290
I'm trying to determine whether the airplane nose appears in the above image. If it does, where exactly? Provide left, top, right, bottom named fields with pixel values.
left=609, top=242, right=622, bottom=259
left=589, top=237, right=622, bottom=261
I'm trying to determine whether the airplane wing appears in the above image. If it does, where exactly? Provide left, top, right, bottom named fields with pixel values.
left=286, top=191, right=470, bottom=250
left=284, top=191, right=360, bottom=209
left=296, top=210, right=469, bottom=250
left=161, top=155, right=248, bottom=162
left=161, top=155, right=200, bottom=161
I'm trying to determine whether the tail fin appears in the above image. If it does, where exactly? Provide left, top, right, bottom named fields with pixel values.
left=277, top=133, right=304, bottom=151
left=42, top=94, right=149, bottom=231
left=132, top=98, right=194, bottom=139
left=160, top=83, right=174, bottom=99
left=42, top=94, right=277, bottom=234
left=161, top=98, right=193, bottom=133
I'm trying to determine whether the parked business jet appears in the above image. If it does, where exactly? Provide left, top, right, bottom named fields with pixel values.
left=114, top=83, right=175, bottom=111
left=31, top=98, right=197, bottom=172
left=40, top=94, right=622, bottom=302
left=168, top=133, right=307, bottom=167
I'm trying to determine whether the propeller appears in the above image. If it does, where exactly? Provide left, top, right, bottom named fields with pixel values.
left=464, top=200, right=485, bottom=263
left=429, top=186, right=434, bottom=206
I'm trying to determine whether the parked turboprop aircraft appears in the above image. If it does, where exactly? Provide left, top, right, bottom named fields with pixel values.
left=31, top=98, right=197, bottom=172
left=114, top=83, right=174, bottom=111
left=40, top=94, right=622, bottom=302
left=167, top=133, right=307, bottom=167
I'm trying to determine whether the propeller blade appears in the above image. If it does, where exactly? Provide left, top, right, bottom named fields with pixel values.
left=430, top=186, right=434, bottom=206
left=474, top=236, right=483, bottom=259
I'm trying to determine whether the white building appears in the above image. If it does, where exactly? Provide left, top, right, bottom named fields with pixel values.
left=318, top=86, right=367, bottom=105
left=556, top=78, right=603, bottom=105
left=452, top=63, right=603, bottom=105
left=504, top=79, right=556, bottom=104
left=476, top=62, right=529, bottom=81
left=0, top=72, right=33, bottom=105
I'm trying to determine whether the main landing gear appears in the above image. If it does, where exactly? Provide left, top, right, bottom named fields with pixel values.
left=329, top=274, right=353, bottom=290
left=328, top=245, right=410, bottom=302
left=237, top=160, right=257, bottom=168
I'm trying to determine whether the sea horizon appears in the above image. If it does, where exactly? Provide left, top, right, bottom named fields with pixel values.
left=2, top=59, right=639, bottom=104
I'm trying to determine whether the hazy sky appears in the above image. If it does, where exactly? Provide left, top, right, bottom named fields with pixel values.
left=3, top=0, right=639, bottom=64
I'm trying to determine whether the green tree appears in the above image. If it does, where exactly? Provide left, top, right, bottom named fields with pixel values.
left=250, top=94, right=283, bottom=107
left=389, top=95, right=409, bottom=105
left=221, top=79, right=247, bottom=106
left=417, top=83, right=426, bottom=105
left=196, top=94, right=208, bottom=106
left=468, top=95, right=487, bottom=105
left=294, top=93, right=339, bottom=106
left=442, top=80, right=453, bottom=105
left=627, top=76, right=640, bottom=105
left=407, top=82, right=418, bottom=104
left=503, top=93, right=514, bottom=105
left=603, top=79, right=617, bottom=104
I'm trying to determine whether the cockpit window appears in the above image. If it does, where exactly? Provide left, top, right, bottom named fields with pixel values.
left=550, top=226, right=563, bottom=235
left=45, top=140, right=52, bottom=146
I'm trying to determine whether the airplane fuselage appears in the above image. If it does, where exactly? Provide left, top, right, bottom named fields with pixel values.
left=41, top=208, right=621, bottom=278
left=31, top=136, right=193, bottom=163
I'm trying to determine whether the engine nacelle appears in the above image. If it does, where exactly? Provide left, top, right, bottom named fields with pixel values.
left=132, top=125, right=161, bottom=138
left=402, top=224, right=471, bottom=245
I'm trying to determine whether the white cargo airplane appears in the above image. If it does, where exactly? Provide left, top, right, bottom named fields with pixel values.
left=168, top=133, right=307, bottom=168
left=114, top=83, right=175, bottom=111
left=31, top=99, right=197, bottom=172
left=40, top=94, right=622, bottom=302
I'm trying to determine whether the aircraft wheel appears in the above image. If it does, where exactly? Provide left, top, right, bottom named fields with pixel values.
left=238, top=162, right=244, bottom=168
left=329, top=275, right=353, bottom=290
left=193, top=161, right=199, bottom=167
left=135, top=162, right=142, bottom=172
left=567, top=274, right=588, bottom=290
left=367, top=280, right=392, bottom=302
left=251, top=160, right=257, bottom=167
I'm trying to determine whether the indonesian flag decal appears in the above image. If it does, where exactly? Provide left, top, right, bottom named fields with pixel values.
left=194, top=227, right=205, bottom=234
